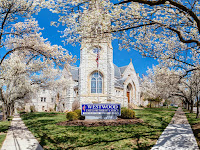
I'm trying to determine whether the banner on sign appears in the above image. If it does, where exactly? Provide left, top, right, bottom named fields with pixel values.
left=81, top=103, right=121, bottom=116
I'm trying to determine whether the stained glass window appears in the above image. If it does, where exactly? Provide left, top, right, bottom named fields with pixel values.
left=91, top=72, right=103, bottom=93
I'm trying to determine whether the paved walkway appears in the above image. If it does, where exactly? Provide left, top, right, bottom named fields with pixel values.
left=1, top=114, right=43, bottom=150
left=151, top=107, right=199, bottom=150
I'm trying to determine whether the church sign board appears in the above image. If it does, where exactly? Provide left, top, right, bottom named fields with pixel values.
left=81, top=104, right=121, bottom=120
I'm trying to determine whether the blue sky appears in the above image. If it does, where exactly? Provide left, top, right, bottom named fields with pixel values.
left=33, top=9, right=158, bottom=77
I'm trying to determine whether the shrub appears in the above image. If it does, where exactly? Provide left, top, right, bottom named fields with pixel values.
left=121, top=107, right=127, bottom=110
left=66, top=111, right=78, bottom=121
left=65, top=110, right=69, bottom=113
left=120, top=108, right=135, bottom=119
left=139, top=104, right=144, bottom=107
left=49, top=108, right=54, bottom=112
left=74, top=109, right=85, bottom=120
left=20, top=111, right=26, bottom=115
left=163, top=102, right=167, bottom=106
left=30, top=106, right=36, bottom=112
left=147, top=104, right=151, bottom=108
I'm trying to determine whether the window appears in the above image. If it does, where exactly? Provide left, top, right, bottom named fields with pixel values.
left=91, top=72, right=102, bottom=93
left=51, top=98, right=54, bottom=103
left=41, top=97, right=46, bottom=102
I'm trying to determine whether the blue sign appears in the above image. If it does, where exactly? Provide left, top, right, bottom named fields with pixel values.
left=81, top=104, right=121, bottom=116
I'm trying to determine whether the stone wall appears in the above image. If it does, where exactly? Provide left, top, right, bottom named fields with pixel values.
left=79, top=40, right=115, bottom=105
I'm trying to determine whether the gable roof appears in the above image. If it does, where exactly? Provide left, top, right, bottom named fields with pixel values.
left=114, top=64, right=121, bottom=78
left=70, top=66, right=79, bottom=81
left=119, top=66, right=128, bottom=75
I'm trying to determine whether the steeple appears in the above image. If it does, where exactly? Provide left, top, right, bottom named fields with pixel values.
left=79, top=0, right=114, bottom=104
left=82, top=0, right=110, bottom=43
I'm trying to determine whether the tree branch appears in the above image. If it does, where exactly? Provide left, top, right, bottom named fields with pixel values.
left=115, top=0, right=200, bottom=34
left=0, top=46, right=56, bottom=66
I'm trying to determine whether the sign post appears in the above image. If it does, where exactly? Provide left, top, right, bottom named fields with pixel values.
left=81, top=103, right=121, bottom=120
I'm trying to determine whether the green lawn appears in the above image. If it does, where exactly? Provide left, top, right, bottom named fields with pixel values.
left=0, top=121, right=11, bottom=148
left=21, top=108, right=176, bottom=150
left=185, top=110, right=200, bottom=148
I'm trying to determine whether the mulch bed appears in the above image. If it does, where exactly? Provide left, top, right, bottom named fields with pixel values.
left=57, top=118, right=143, bottom=127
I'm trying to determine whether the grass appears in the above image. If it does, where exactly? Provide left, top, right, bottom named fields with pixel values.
left=184, top=110, right=200, bottom=148
left=21, top=107, right=176, bottom=150
left=0, top=120, right=11, bottom=148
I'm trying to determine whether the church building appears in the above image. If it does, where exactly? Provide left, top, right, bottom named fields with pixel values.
left=62, top=1, right=141, bottom=111
left=25, top=0, right=141, bottom=112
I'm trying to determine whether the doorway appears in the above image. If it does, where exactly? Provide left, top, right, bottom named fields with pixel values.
left=127, top=84, right=132, bottom=104
left=127, top=91, right=130, bottom=103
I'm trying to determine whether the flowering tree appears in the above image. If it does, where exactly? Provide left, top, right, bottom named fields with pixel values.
left=0, top=49, right=72, bottom=119
left=48, top=0, right=200, bottom=75
left=0, top=53, right=38, bottom=118
left=0, top=18, right=75, bottom=119
left=0, top=1, right=77, bottom=119
left=185, top=70, right=200, bottom=118
left=140, top=66, right=179, bottom=107
left=0, top=0, right=44, bottom=50
left=142, top=64, right=200, bottom=117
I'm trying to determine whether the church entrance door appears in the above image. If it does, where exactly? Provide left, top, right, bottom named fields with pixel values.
left=127, top=92, right=130, bottom=103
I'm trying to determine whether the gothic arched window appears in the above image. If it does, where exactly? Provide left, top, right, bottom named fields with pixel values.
left=91, top=72, right=103, bottom=93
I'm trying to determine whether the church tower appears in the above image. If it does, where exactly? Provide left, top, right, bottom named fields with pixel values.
left=79, top=0, right=115, bottom=104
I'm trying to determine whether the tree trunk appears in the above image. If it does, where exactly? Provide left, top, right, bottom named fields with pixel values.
left=187, top=102, right=190, bottom=110
left=7, top=105, right=10, bottom=118
left=190, top=100, right=194, bottom=113
left=10, top=102, right=14, bottom=116
left=196, top=97, right=199, bottom=119
left=196, top=103, right=199, bottom=118
left=2, top=102, right=13, bottom=120
left=2, top=103, right=8, bottom=120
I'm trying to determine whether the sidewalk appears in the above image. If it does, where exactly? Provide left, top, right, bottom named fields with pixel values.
left=151, top=107, right=199, bottom=150
left=1, top=114, right=43, bottom=150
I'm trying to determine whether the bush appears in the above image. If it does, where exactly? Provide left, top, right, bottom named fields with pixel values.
left=121, top=107, right=127, bottom=110
left=49, top=108, right=54, bottom=112
left=163, top=102, right=167, bottom=106
left=147, top=104, right=151, bottom=108
left=66, top=111, right=78, bottom=121
left=20, top=111, right=26, bottom=115
left=120, top=108, right=135, bottom=119
left=139, top=104, right=144, bottom=107
left=65, top=110, right=69, bottom=113
left=74, top=109, right=85, bottom=120
left=30, top=106, right=36, bottom=112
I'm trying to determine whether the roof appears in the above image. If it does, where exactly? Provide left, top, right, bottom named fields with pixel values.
left=114, top=78, right=126, bottom=89
left=69, top=64, right=128, bottom=89
left=70, top=67, right=79, bottom=81
left=114, top=64, right=121, bottom=78
left=119, top=66, right=128, bottom=75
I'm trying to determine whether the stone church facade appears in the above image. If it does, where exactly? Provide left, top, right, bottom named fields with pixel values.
left=62, top=41, right=141, bottom=111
